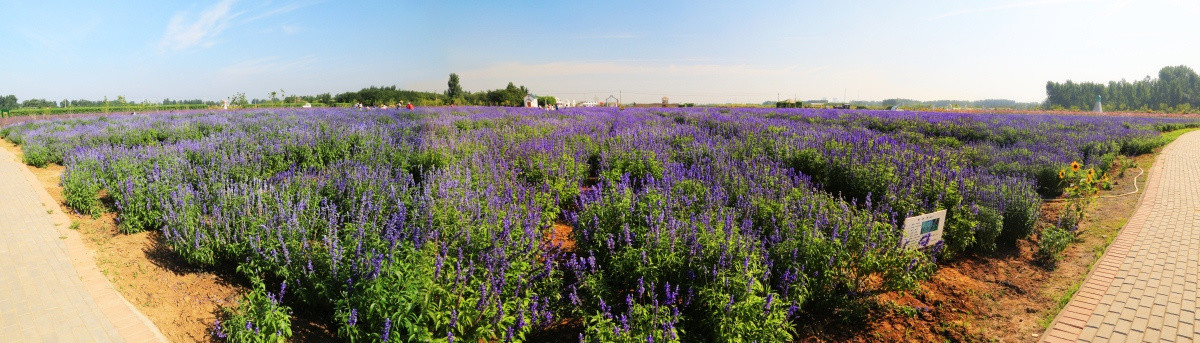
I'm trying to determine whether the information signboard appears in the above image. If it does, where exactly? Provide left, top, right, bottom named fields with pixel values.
left=903, top=209, right=946, bottom=249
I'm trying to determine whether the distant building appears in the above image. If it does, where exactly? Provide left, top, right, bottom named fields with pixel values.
left=579, top=101, right=599, bottom=107
left=524, top=94, right=538, bottom=108
left=662, top=97, right=669, bottom=107
left=605, top=95, right=619, bottom=107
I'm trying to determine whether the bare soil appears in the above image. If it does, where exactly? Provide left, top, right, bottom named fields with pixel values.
left=0, top=139, right=331, bottom=342
left=0, top=128, right=1169, bottom=342
left=793, top=152, right=1156, bottom=342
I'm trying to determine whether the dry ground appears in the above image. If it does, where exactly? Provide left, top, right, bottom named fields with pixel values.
left=0, top=139, right=331, bottom=342
left=793, top=147, right=1159, bottom=342
left=0, top=126, right=1184, bottom=342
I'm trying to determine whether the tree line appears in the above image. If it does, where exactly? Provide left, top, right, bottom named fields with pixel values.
left=2, top=73, right=542, bottom=112
left=1045, top=65, right=1200, bottom=113
left=0, top=94, right=218, bottom=111
left=278, top=74, right=537, bottom=107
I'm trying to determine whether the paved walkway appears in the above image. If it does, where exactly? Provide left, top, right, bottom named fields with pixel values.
left=1044, top=130, right=1200, bottom=342
left=0, top=144, right=166, bottom=342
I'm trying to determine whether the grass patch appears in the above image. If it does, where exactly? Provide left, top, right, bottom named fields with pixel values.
left=1041, top=280, right=1083, bottom=328
left=1038, top=128, right=1194, bottom=329
left=1160, top=127, right=1200, bottom=144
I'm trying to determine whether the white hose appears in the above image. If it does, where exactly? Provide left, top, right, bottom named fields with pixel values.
left=1044, top=165, right=1144, bottom=202
left=1097, top=165, right=1144, bottom=199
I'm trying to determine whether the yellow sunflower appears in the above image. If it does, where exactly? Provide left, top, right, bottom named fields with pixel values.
left=1058, top=169, right=1066, bottom=179
left=1087, top=168, right=1095, bottom=176
left=1070, top=161, right=1082, bottom=172
left=1087, top=174, right=1094, bottom=183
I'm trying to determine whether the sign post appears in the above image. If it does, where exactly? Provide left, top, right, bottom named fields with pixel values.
left=902, top=210, right=947, bottom=250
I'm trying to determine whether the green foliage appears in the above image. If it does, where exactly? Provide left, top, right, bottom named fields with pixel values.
left=1045, top=65, right=1200, bottom=112
left=215, top=277, right=293, bottom=343
left=1056, top=161, right=1100, bottom=232
left=61, top=161, right=105, bottom=217
left=21, top=145, right=51, bottom=167
left=1036, top=225, right=1074, bottom=264
left=1120, top=136, right=1164, bottom=155
left=445, top=73, right=463, bottom=101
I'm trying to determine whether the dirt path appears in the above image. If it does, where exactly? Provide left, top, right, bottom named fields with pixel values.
left=1044, top=130, right=1200, bottom=342
left=0, top=141, right=166, bottom=342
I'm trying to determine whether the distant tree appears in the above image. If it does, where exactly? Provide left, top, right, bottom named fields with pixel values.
left=0, top=95, right=16, bottom=109
left=20, top=98, right=55, bottom=108
left=231, top=92, right=249, bottom=107
left=1046, top=65, right=1200, bottom=112
left=269, top=91, right=278, bottom=102
left=446, top=73, right=463, bottom=101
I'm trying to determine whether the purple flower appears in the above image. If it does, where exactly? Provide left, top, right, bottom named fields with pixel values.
left=382, top=318, right=391, bottom=341
left=212, top=320, right=226, bottom=339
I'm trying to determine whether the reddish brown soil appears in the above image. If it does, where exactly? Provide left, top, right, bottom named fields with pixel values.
left=0, top=139, right=332, bottom=342
left=791, top=153, right=1154, bottom=342
left=0, top=127, right=1166, bottom=342
left=547, top=222, right=577, bottom=252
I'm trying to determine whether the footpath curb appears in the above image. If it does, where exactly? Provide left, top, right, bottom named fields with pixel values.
left=2, top=144, right=170, bottom=342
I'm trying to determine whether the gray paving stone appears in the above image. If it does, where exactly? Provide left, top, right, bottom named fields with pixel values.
left=1046, top=131, right=1200, bottom=342
left=0, top=146, right=125, bottom=342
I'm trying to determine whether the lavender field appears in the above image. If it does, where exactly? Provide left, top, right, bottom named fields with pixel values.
left=2, top=107, right=1197, bottom=342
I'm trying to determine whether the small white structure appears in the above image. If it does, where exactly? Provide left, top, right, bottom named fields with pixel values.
left=605, top=95, right=619, bottom=107
left=524, top=94, right=538, bottom=108
left=579, top=101, right=599, bottom=107
left=302, top=102, right=313, bottom=108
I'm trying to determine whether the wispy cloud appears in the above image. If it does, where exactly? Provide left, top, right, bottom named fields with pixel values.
left=218, top=55, right=318, bottom=77
left=242, top=1, right=321, bottom=23
left=158, top=0, right=319, bottom=52
left=572, top=33, right=638, bottom=39
left=159, top=0, right=239, bottom=51
left=17, top=14, right=101, bottom=52
left=933, top=0, right=1083, bottom=19
left=462, top=61, right=820, bottom=79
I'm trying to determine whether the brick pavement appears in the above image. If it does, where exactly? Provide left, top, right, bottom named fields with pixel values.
left=0, top=144, right=166, bottom=342
left=1043, top=130, right=1200, bottom=342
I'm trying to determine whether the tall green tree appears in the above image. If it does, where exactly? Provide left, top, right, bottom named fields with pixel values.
left=0, top=95, right=17, bottom=110
left=446, top=73, right=463, bottom=101
left=1045, top=65, right=1200, bottom=113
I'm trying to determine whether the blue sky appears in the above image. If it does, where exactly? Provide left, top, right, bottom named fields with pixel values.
left=2, top=0, right=1198, bottom=104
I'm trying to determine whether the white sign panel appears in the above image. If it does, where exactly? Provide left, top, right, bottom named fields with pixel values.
left=903, top=210, right=946, bottom=250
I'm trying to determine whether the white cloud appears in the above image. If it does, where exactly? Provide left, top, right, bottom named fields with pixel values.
left=17, top=14, right=101, bottom=52
left=217, top=55, right=318, bottom=77
left=572, top=33, right=638, bottom=39
left=431, top=61, right=833, bottom=104
left=242, top=1, right=321, bottom=23
left=933, top=0, right=1084, bottom=19
left=281, top=24, right=302, bottom=35
left=461, top=61, right=818, bottom=79
left=159, top=0, right=239, bottom=51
